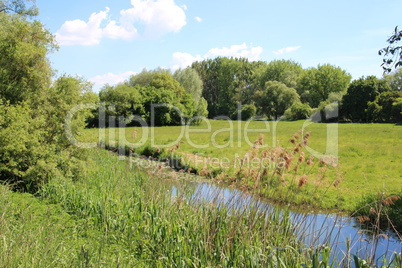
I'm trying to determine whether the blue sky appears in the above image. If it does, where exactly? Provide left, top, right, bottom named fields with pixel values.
left=36, top=0, right=402, bottom=91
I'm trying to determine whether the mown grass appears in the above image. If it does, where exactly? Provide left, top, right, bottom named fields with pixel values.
left=80, top=120, right=402, bottom=214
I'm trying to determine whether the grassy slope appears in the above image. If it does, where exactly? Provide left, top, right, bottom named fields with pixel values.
left=81, top=121, right=402, bottom=211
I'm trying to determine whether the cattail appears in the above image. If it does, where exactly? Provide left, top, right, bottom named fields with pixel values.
left=306, top=156, right=314, bottom=166
left=284, top=155, right=292, bottom=170
left=298, top=152, right=305, bottom=163
left=298, top=175, right=308, bottom=188
left=293, top=164, right=299, bottom=173
left=357, top=216, right=370, bottom=223
left=382, top=195, right=400, bottom=206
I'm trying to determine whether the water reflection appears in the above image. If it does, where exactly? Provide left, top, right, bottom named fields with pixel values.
left=170, top=180, right=402, bottom=265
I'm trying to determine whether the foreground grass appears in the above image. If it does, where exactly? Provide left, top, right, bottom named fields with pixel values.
left=1, top=148, right=401, bottom=267
left=38, top=149, right=310, bottom=266
left=80, top=120, right=402, bottom=213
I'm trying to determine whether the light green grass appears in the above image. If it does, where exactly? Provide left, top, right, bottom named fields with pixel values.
left=80, top=120, right=402, bottom=212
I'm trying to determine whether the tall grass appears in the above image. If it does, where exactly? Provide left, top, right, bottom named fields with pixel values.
left=1, top=148, right=401, bottom=266
left=39, top=149, right=311, bottom=266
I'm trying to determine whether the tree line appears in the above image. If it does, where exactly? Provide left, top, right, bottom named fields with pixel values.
left=96, top=58, right=402, bottom=125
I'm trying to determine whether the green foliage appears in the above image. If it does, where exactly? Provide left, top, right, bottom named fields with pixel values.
left=192, top=57, right=256, bottom=118
left=100, top=72, right=196, bottom=126
left=259, top=59, right=304, bottom=89
left=0, top=0, right=38, bottom=17
left=379, top=26, right=402, bottom=73
left=239, top=103, right=257, bottom=120
left=254, top=81, right=299, bottom=119
left=0, top=76, right=96, bottom=191
left=353, top=192, right=402, bottom=237
left=298, top=64, right=351, bottom=108
left=341, top=76, right=391, bottom=122
left=0, top=102, right=56, bottom=191
left=367, top=91, right=402, bottom=122
left=0, top=14, right=96, bottom=191
left=284, top=102, right=312, bottom=121
left=128, top=67, right=169, bottom=87
left=0, top=13, right=56, bottom=105
left=392, top=98, right=402, bottom=122
left=384, top=68, right=402, bottom=91
left=173, top=67, right=204, bottom=107
left=191, top=97, right=209, bottom=125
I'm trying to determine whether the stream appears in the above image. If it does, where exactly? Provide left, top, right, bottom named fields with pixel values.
left=170, top=179, right=402, bottom=265
left=131, top=157, right=402, bottom=265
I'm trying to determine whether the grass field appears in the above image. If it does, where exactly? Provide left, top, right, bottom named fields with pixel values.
left=80, top=120, right=402, bottom=213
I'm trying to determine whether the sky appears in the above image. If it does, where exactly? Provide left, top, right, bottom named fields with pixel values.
left=35, top=0, right=402, bottom=92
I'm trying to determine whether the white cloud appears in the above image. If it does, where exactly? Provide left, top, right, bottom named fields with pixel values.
left=89, top=71, right=137, bottom=90
left=120, top=0, right=187, bottom=38
left=195, top=16, right=202, bottom=22
left=205, top=43, right=263, bottom=61
left=273, top=46, right=301, bottom=55
left=171, top=52, right=203, bottom=70
left=56, top=0, right=187, bottom=46
left=55, top=8, right=109, bottom=46
left=171, top=43, right=264, bottom=70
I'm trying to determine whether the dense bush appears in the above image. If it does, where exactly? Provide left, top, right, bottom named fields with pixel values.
left=284, top=102, right=312, bottom=120
left=367, top=91, right=402, bottom=122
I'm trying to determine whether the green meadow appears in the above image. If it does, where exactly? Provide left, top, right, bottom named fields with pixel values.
left=81, top=120, right=402, bottom=212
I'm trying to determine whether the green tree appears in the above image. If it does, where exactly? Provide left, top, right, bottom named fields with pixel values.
left=383, top=68, right=402, bottom=91
left=0, top=13, right=56, bottom=105
left=392, top=98, right=402, bottom=122
left=0, top=0, right=38, bottom=16
left=379, top=26, right=402, bottom=73
left=173, top=67, right=203, bottom=107
left=254, top=81, right=299, bottom=120
left=298, top=64, right=351, bottom=108
left=100, top=84, right=143, bottom=119
left=128, top=68, right=169, bottom=88
left=259, top=59, right=304, bottom=89
left=192, top=57, right=255, bottom=118
left=341, top=76, right=391, bottom=122
left=0, top=13, right=95, bottom=191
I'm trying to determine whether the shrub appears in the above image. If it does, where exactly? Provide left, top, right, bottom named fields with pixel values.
left=284, top=102, right=312, bottom=120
